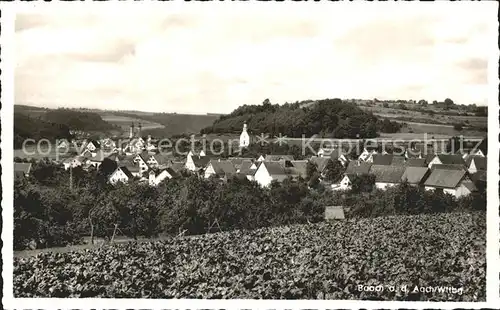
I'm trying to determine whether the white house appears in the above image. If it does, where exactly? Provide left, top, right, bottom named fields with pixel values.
left=239, top=123, right=250, bottom=148
left=133, top=153, right=150, bottom=174
left=57, top=139, right=70, bottom=149
left=358, top=148, right=378, bottom=162
left=204, top=160, right=236, bottom=179
left=423, top=168, right=476, bottom=198
left=63, top=156, right=87, bottom=170
left=148, top=168, right=176, bottom=186
left=254, top=161, right=288, bottom=187
left=84, top=140, right=101, bottom=152
left=257, top=155, right=266, bottom=162
left=333, top=174, right=354, bottom=191
left=109, top=166, right=134, bottom=185
left=369, top=165, right=406, bottom=190
left=466, top=156, right=487, bottom=174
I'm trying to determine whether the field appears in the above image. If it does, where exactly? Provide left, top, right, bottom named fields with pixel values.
left=100, top=114, right=164, bottom=131
left=13, top=212, right=485, bottom=301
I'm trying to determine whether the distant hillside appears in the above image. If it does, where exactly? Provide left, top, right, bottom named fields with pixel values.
left=123, top=112, right=220, bottom=137
left=201, top=99, right=400, bottom=138
left=41, top=109, right=117, bottom=132
left=14, top=113, right=72, bottom=149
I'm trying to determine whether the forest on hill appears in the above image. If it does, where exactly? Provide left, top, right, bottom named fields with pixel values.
left=41, top=109, right=117, bottom=132
left=14, top=113, right=72, bottom=149
left=201, top=99, right=401, bottom=138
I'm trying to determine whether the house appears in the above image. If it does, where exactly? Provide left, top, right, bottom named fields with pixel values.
left=369, top=165, right=406, bottom=190
left=427, top=154, right=465, bottom=169
left=238, top=159, right=259, bottom=181
left=149, top=168, right=177, bottom=186
left=431, top=164, right=465, bottom=171
left=87, top=151, right=106, bottom=169
left=254, top=161, right=291, bottom=187
left=401, top=167, right=430, bottom=186
left=146, top=154, right=173, bottom=169
left=257, top=155, right=266, bottom=162
left=466, top=156, right=486, bottom=174
left=358, top=147, right=378, bottom=162
left=310, top=157, right=331, bottom=175
left=14, top=162, right=32, bottom=179
left=100, top=138, right=116, bottom=149
left=333, top=160, right=372, bottom=191
left=228, top=157, right=254, bottom=171
left=324, top=206, right=345, bottom=220
left=288, top=160, right=308, bottom=179
left=62, top=155, right=88, bottom=170
left=186, top=155, right=211, bottom=172
left=169, top=161, right=186, bottom=174
left=405, top=158, right=427, bottom=167
left=423, top=168, right=476, bottom=198
left=187, top=150, right=206, bottom=159
left=328, top=148, right=349, bottom=166
left=57, top=139, right=70, bottom=149
left=133, top=151, right=151, bottom=174
left=109, top=166, right=134, bottom=185
left=370, top=154, right=405, bottom=166
left=204, top=160, right=237, bottom=179
left=84, top=139, right=101, bottom=152
left=239, top=123, right=250, bottom=148
left=265, top=154, right=295, bottom=161
left=470, top=170, right=487, bottom=192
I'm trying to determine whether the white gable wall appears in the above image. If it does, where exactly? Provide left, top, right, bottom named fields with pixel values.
left=254, top=164, right=272, bottom=187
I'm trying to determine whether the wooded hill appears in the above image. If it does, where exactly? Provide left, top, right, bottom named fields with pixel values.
left=201, top=99, right=401, bottom=138
left=14, top=112, right=72, bottom=148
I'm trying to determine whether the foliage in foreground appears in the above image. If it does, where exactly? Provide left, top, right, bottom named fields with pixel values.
left=13, top=212, right=485, bottom=301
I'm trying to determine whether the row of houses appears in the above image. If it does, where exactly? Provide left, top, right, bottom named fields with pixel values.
left=334, top=152, right=487, bottom=198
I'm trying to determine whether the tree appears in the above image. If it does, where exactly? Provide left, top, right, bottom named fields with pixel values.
left=418, top=99, right=428, bottom=106
left=323, top=159, right=345, bottom=183
left=382, top=102, right=389, bottom=108
left=351, top=174, right=375, bottom=193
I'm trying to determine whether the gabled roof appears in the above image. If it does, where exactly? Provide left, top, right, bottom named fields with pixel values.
left=466, top=156, right=487, bottom=171
left=470, top=170, right=487, bottom=183
left=310, top=157, right=331, bottom=172
left=265, top=154, right=295, bottom=161
left=431, top=164, right=465, bottom=171
left=391, top=156, right=406, bottom=166
left=462, top=181, right=477, bottom=192
left=86, top=139, right=101, bottom=149
left=227, top=157, right=254, bottom=167
left=436, top=154, right=465, bottom=166
left=118, top=166, right=134, bottom=179
left=88, top=151, right=106, bottom=162
left=169, top=162, right=186, bottom=173
left=208, top=160, right=237, bottom=176
left=345, top=160, right=372, bottom=175
left=192, top=156, right=211, bottom=168
left=289, top=160, right=308, bottom=178
left=401, top=167, right=429, bottom=184
left=405, top=158, right=427, bottom=167
left=238, top=159, right=257, bottom=175
left=372, top=154, right=393, bottom=165
left=369, top=165, right=405, bottom=184
left=14, top=162, right=32, bottom=175
left=424, top=169, right=467, bottom=189
left=261, top=161, right=287, bottom=176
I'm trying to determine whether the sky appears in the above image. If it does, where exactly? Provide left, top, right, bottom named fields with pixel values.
left=15, top=3, right=496, bottom=114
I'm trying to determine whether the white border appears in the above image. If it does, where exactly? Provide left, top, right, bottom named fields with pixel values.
left=1, top=1, right=499, bottom=308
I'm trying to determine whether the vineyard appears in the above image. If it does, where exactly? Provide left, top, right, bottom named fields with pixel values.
left=13, top=212, right=485, bottom=301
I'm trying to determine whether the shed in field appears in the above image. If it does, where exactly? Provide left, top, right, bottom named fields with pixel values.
left=324, top=206, right=345, bottom=220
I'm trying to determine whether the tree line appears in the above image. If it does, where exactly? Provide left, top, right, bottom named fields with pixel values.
left=201, top=98, right=402, bottom=138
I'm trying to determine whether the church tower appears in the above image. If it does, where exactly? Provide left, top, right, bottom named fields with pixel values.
left=239, top=123, right=250, bottom=148
left=129, top=123, right=135, bottom=139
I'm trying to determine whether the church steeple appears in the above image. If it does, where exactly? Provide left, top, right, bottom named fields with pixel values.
left=239, top=122, right=250, bottom=148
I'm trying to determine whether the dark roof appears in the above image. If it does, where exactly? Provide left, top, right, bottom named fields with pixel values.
left=372, top=154, right=393, bottom=165
left=118, top=166, right=134, bottom=179
left=466, top=156, right=487, bottom=171
left=87, top=139, right=101, bottom=149
left=289, top=160, right=308, bottom=178
left=310, top=157, right=331, bottom=172
left=424, top=169, right=467, bottom=189
left=391, top=156, right=406, bottom=166
left=209, top=160, right=237, bottom=176
left=324, top=206, right=345, bottom=220
left=401, top=167, right=429, bottom=184
left=431, top=164, right=465, bottom=171
left=369, top=165, right=405, bottom=183
left=239, top=159, right=257, bottom=175
left=124, top=165, right=141, bottom=173
left=405, top=158, right=427, bottom=167
left=436, top=154, right=465, bottom=166
left=265, top=154, right=295, bottom=161
left=192, top=156, right=211, bottom=168
left=345, top=160, right=372, bottom=175
left=14, top=162, right=32, bottom=175
left=470, top=170, right=487, bottom=183
left=262, top=161, right=286, bottom=175
left=462, top=181, right=477, bottom=192
left=169, top=162, right=186, bottom=173
left=227, top=157, right=253, bottom=167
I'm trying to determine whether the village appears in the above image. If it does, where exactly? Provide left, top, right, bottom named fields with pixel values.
left=14, top=121, right=488, bottom=199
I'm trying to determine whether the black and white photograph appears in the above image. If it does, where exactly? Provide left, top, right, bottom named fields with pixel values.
left=1, top=1, right=499, bottom=307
